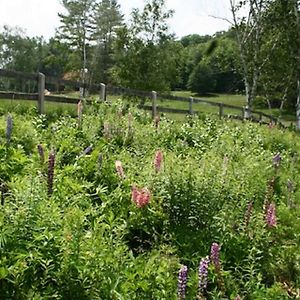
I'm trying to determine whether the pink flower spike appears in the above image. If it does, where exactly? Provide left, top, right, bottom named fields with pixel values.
left=131, top=185, right=150, bottom=208
left=131, top=185, right=139, bottom=202
left=154, top=150, right=163, bottom=172
left=266, top=202, right=277, bottom=228
left=115, top=160, right=125, bottom=179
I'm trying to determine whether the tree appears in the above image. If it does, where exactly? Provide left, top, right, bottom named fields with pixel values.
left=0, top=26, right=46, bottom=73
left=229, top=0, right=268, bottom=116
left=90, top=0, right=123, bottom=83
left=57, top=0, right=96, bottom=83
left=42, top=38, right=71, bottom=78
left=113, top=0, right=182, bottom=91
left=187, top=60, right=216, bottom=95
left=0, top=26, right=47, bottom=92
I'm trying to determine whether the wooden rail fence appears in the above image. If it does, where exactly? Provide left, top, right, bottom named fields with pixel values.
left=0, top=69, right=282, bottom=126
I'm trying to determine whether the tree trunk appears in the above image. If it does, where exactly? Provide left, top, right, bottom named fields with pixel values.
left=294, top=0, right=300, bottom=129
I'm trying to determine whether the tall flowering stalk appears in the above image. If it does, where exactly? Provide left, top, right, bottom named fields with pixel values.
left=37, top=144, right=45, bottom=164
left=198, top=256, right=210, bottom=295
left=131, top=185, right=151, bottom=208
left=178, top=265, right=188, bottom=299
left=244, top=201, right=253, bottom=228
left=210, top=242, right=225, bottom=293
left=266, top=202, right=277, bottom=228
left=154, top=150, right=163, bottom=172
left=6, top=114, right=13, bottom=144
left=210, top=243, right=221, bottom=272
left=127, top=112, right=134, bottom=137
left=115, top=160, right=125, bottom=179
left=77, top=100, right=83, bottom=127
left=154, top=115, right=160, bottom=131
left=273, top=153, right=281, bottom=169
left=48, top=151, right=55, bottom=196
left=103, top=122, right=110, bottom=139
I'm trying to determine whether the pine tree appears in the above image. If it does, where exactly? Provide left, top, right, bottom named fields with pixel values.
left=91, top=0, right=123, bottom=83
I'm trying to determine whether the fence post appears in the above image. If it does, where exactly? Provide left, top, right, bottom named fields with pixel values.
left=100, top=83, right=106, bottom=102
left=189, top=97, right=194, bottom=115
left=243, top=105, right=251, bottom=119
left=219, top=103, right=224, bottom=119
left=38, top=72, right=45, bottom=114
left=152, top=91, right=157, bottom=119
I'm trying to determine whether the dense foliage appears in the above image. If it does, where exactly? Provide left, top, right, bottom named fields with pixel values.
left=0, top=0, right=299, bottom=112
left=0, top=101, right=300, bottom=299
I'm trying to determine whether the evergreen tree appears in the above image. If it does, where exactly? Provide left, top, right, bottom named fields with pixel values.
left=57, top=0, right=96, bottom=76
left=91, top=0, right=123, bottom=83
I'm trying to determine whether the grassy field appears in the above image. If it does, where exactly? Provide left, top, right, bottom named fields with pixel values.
left=0, top=90, right=296, bottom=125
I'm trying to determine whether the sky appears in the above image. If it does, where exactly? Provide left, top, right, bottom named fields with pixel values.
left=0, top=0, right=232, bottom=39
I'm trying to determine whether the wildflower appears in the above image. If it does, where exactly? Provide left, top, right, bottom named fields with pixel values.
left=244, top=201, right=253, bottom=227
left=198, top=256, right=210, bottom=293
left=48, top=151, right=55, bottom=196
left=115, top=160, right=125, bottom=179
left=154, top=115, right=160, bottom=130
left=6, top=114, right=13, bottom=144
left=273, top=153, right=281, bottom=169
left=266, top=202, right=277, bottom=228
left=154, top=150, right=163, bottom=172
left=178, top=265, right=188, bottom=299
left=77, top=100, right=83, bottom=126
left=235, top=295, right=242, bottom=300
left=131, top=185, right=151, bottom=208
left=82, top=145, right=93, bottom=156
left=210, top=242, right=221, bottom=272
left=37, top=144, right=45, bottom=163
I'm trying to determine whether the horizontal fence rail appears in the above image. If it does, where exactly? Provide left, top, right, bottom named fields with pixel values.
left=0, top=69, right=283, bottom=127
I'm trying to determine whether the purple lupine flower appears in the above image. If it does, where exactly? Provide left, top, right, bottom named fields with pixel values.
left=198, top=256, right=210, bottom=293
left=178, top=265, right=188, bottom=299
left=6, top=114, right=13, bottom=144
left=154, top=150, right=163, bottom=172
left=210, top=243, right=221, bottom=272
left=82, top=145, right=93, bottom=156
left=48, top=151, right=56, bottom=196
left=266, top=202, right=277, bottom=228
left=37, top=144, right=45, bottom=164
left=273, top=153, right=281, bottom=169
left=244, top=202, right=253, bottom=227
